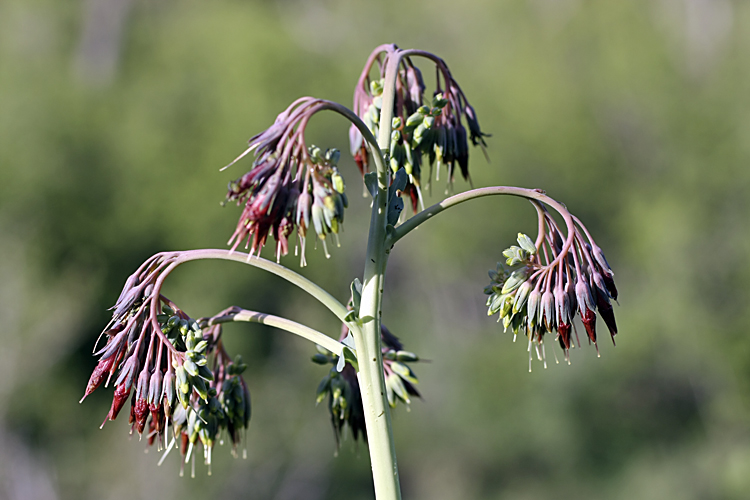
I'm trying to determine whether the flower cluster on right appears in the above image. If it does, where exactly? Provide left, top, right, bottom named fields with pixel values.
left=485, top=204, right=618, bottom=368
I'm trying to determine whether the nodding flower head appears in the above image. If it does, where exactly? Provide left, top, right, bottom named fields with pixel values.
left=81, top=256, right=251, bottom=477
left=223, top=98, right=348, bottom=266
left=351, top=45, right=490, bottom=212
left=311, top=321, right=421, bottom=447
left=484, top=204, right=619, bottom=370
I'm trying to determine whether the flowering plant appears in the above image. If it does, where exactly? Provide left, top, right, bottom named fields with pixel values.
left=81, top=44, right=618, bottom=499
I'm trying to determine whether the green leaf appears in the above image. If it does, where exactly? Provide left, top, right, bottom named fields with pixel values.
left=343, top=347, right=359, bottom=372
left=350, top=278, right=362, bottom=314
left=390, top=167, right=408, bottom=197
left=387, top=194, right=404, bottom=226
left=364, top=172, right=378, bottom=198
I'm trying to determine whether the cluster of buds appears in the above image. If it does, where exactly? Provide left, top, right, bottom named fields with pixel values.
left=81, top=255, right=251, bottom=476
left=484, top=204, right=618, bottom=369
left=351, top=45, right=489, bottom=212
left=224, top=97, right=348, bottom=265
left=312, top=323, right=421, bottom=446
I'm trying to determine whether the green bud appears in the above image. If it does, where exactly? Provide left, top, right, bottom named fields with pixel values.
left=332, top=171, right=345, bottom=194
left=311, top=353, right=330, bottom=365
left=183, top=359, right=198, bottom=377
left=395, top=350, right=419, bottom=362
left=513, top=281, right=533, bottom=314
left=193, top=340, right=208, bottom=353
left=406, top=111, right=423, bottom=129
left=386, top=373, right=410, bottom=406
left=501, top=269, right=526, bottom=294
left=315, top=376, right=330, bottom=405
left=325, top=148, right=340, bottom=165
left=517, top=233, right=536, bottom=255
left=392, top=116, right=402, bottom=129
left=193, top=376, right=209, bottom=401
left=432, top=93, right=448, bottom=108
left=198, top=364, right=214, bottom=381
left=390, top=361, right=419, bottom=385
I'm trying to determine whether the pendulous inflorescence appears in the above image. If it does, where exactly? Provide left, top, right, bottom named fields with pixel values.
left=223, top=97, right=349, bottom=265
left=312, top=321, right=422, bottom=447
left=351, top=44, right=490, bottom=212
left=485, top=202, right=618, bottom=369
left=80, top=254, right=251, bottom=476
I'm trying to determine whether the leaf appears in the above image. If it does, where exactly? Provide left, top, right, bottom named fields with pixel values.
left=390, top=167, right=408, bottom=197
left=350, top=278, right=363, bottom=314
left=387, top=195, right=404, bottom=226
left=364, top=172, right=378, bottom=198
left=342, top=347, right=359, bottom=372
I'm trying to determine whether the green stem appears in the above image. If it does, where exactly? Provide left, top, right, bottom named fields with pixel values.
left=355, top=50, right=404, bottom=500
left=151, top=249, right=351, bottom=325
left=207, top=307, right=344, bottom=356
left=387, top=187, right=576, bottom=260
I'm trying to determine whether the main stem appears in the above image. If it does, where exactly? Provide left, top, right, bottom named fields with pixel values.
left=354, top=50, right=403, bottom=500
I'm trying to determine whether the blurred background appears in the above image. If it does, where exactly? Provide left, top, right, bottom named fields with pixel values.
left=2, top=0, right=749, bottom=499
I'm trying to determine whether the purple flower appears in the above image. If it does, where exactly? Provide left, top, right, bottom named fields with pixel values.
left=485, top=207, right=619, bottom=366
left=223, top=99, right=349, bottom=265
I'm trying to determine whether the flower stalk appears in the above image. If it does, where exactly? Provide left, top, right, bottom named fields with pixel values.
left=82, top=43, right=619, bottom=500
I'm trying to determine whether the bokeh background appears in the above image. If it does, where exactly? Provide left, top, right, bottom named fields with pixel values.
left=2, top=0, right=750, bottom=499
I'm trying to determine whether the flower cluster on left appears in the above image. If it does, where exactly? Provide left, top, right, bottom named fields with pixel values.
left=81, top=253, right=251, bottom=476
left=224, top=97, right=349, bottom=265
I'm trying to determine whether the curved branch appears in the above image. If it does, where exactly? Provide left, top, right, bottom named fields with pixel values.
left=387, top=187, right=576, bottom=269
left=147, top=249, right=351, bottom=326
left=207, top=307, right=344, bottom=355
left=310, top=100, right=389, bottom=190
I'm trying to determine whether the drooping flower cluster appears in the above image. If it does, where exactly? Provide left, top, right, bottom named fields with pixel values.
left=224, top=97, right=348, bottom=265
left=312, top=323, right=421, bottom=446
left=485, top=204, right=618, bottom=369
left=351, top=45, right=489, bottom=212
left=81, top=255, right=251, bottom=476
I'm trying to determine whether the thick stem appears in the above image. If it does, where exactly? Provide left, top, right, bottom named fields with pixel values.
left=207, top=307, right=344, bottom=356
left=356, top=50, right=404, bottom=500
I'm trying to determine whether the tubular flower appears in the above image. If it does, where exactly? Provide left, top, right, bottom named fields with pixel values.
left=350, top=44, right=490, bottom=211
left=311, top=322, right=421, bottom=447
left=484, top=203, right=619, bottom=369
left=81, top=257, right=251, bottom=476
left=223, top=98, right=348, bottom=265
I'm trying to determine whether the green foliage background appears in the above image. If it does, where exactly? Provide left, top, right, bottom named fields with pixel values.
left=2, top=0, right=749, bottom=499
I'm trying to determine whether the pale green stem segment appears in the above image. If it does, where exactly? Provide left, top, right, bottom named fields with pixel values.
left=208, top=307, right=344, bottom=356
left=151, top=249, right=351, bottom=326
left=355, top=50, right=404, bottom=500
left=388, top=187, right=577, bottom=264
